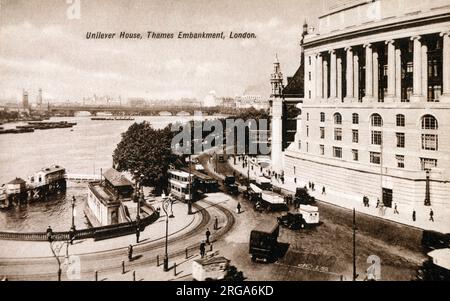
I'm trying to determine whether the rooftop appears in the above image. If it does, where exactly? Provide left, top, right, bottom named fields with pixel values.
left=103, top=168, right=133, bottom=187
left=36, top=165, right=65, bottom=175
left=88, top=182, right=120, bottom=206
left=8, top=178, right=26, bottom=185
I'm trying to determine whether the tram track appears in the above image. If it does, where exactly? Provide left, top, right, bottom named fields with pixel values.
left=1, top=198, right=235, bottom=280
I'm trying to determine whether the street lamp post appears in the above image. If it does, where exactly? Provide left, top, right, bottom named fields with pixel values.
left=187, top=154, right=193, bottom=215
left=162, top=195, right=172, bottom=272
left=70, top=196, right=76, bottom=244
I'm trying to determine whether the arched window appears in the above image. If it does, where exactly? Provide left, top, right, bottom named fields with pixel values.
left=422, top=115, right=438, bottom=130
left=352, top=113, right=359, bottom=125
left=334, top=113, right=342, bottom=125
left=396, top=114, right=405, bottom=127
left=320, top=112, right=325, bottom=123
left=371, top=114, right=383, bottom=127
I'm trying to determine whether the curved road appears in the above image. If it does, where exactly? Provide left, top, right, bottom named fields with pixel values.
left=0, top=199, right=235, bottom=280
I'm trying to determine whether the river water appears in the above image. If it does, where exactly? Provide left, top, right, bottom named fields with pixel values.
left=0, top=115, right=217, bottom=231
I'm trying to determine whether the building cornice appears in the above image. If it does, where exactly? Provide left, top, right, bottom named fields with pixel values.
left=304, top=10, right=450, bottom=49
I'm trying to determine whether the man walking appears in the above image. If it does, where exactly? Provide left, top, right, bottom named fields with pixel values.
left=412, top=210, right=416, bottom=222
left=213, top=216, right=219, bottom=230
left=199, top=241, right=206, bottom=258
left=237, top=202, right=242, bottom=214
left=322, top=186, right=326, bottom=195
left=429, top=209, right=434, bottom=222
left=394, top=203, right=399, bottom=214
left=205, top=228, right=211, bottom=244
left=128, top=244, right=133, bottom=261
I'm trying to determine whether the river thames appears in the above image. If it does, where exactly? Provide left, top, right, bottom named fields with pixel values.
left=0, top=115, right=219, bottom=231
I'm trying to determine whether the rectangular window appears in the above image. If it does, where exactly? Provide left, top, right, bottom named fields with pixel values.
left=352, top=149, right=359, bottom=161
left=309, top=90, right=311, bottom=99
left=320, top=113, right=325, bottom=123
left=396, top=155, right=405, bottom=168
left=396, top=115, right=405, bottom=127
left=352, top=130, right=359, bottom=143
left=333, top=147, right=342, bottom=158
left=422, top=134, right=438, bottom=151
left=307, top=113, right=309, bottom=121
left=298, top=140, right=301, bottom=150
left=370, top=152, right=381, bottom=164
left=320, top=127, right=325, bottom=139
left=306, top=142, right=309, bottom=152
left=371, top=130, right=382, bottom=145
left=420, top=158, right=437, bottom=170
left=309, top=56, right=312, bottom=65
left=319, top=144, right=324, bottom=155
left=396, top=133, right=405, bottom=148
left=308, top=72, right=312, bottom=81
left=306, top=126, right=309, bottom=137
left=334, top=128, right=342, bottom=141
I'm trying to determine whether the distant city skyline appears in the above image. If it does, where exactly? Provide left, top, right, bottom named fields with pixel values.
left=0, top=0, right=323, bottom=102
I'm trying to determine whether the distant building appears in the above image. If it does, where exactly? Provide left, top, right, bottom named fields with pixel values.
left=203, top=91, right=219, bottom=107
left=37, top=88, right=43, bottom=110
left=235, top=95, right=270, bottom=110
left=86, top=168, right=134, bottom=226
left=6, top=178, right=26, bottom=195
left=28, top=165, right=66, bottom=187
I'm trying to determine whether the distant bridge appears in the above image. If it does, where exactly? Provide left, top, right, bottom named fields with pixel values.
left=46, top=105, right=238, bottom=117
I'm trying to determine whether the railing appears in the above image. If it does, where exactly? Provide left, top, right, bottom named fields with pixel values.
left=0, top=210, right=159, bottom=242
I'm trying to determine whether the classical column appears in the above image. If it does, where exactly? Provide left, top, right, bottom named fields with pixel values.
left=337, top=56, right=343, bottom=101
left=373, top=51, right=379, bottom=102
left=395, top=48, right=401, bottom=100
left=323, top=59, right=328, bottom=100
left=364, top=44, right=373, bottom=100
left=345, top=47, right=354, bottom=100
left=440, top=32, right=450, bottom=101
left=411, top=36, right=422, bottom=102
left=386, top=40, right=396, bottom=100
left=271, top=97, right=283, bottom=173
left=330, top=50, right=337, bottom=99
left=422, top=43, right=428, bottom=102
left=316, top=53, right=323, bottom=99
left=353, top=52, right=359, bottom=101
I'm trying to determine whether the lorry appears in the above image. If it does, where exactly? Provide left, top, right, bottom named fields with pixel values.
left=224, top=175, right=239, bottom=195
left=255, top=190, right=287, bottom=211
left=277, top=205, right=320, bottom=230
left=249, top=220, right=280, bottom=262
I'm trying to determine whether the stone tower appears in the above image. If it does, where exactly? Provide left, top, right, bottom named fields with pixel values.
left=270, top=55, right=284, bottom=174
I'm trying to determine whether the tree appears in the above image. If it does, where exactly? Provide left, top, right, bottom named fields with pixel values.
left=113, top=122, right=176, bottom=193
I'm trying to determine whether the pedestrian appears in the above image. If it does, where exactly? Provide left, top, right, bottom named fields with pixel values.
left=376, top=198, right=380, bottom=208
left=205, top=228, right=211, bottom=244
left=200, top=241, right=206, bottom=258
left=394, top=203, right=399, bottom=214
left=46, top=225, right=53, bottom=242
left=128, top=244, right=133, bottom=261
left=214, top=216, right=219, bottom=230
left=322, top=186, right=326, bottom=195
left=312, top=183, right=315, bottom=191
left=237, top=202, right=241, bottom=214
left=308, top=182, right=311, bottom=189
left=429, top=209, right=434, bottom=222
left=412, top=210, right=416, bottom=222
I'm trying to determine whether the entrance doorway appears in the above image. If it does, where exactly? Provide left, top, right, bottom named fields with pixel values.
left=382, top=188, right=393, bottom=208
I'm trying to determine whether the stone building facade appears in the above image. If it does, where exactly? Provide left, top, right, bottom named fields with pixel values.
left=283, top=0, right=450, bottom=216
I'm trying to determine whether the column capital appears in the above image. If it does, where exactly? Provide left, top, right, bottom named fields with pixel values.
left=410, top=35, right=421, bottom=41
left=440, top=31, right=450, bottom=37
left=385, top=39, right=396, bottom=45
left=316, top=52, right=322, bottom=58
left=329, top=49, right=336, bottom=55
left=344, top=46, right=352, bottom=52
left=363, top=43, right=372, bottom=48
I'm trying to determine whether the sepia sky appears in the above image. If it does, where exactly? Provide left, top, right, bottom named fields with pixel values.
left=0, top=0, right=324, bottom=102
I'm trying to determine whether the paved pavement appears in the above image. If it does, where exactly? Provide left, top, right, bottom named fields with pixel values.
left=228, top=156, right=450, bottom=233
left=0, top=200, right=198, bottom=259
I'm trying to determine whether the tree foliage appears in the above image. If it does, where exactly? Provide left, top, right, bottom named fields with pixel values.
left=113, top=122, right=176, bottom=193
